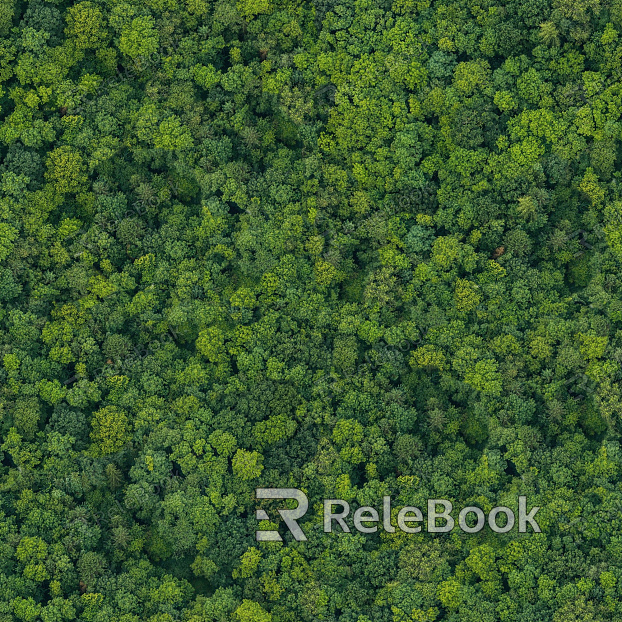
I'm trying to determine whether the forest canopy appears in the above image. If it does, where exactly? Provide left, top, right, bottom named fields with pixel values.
left=1, top=0, right=622, bottom=620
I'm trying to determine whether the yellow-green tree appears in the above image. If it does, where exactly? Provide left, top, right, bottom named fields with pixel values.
left=45, top=146, right=87, bottom=194
left=65, top=2, right=107, bottom=50
left=90, top=406, right=131, bottom=455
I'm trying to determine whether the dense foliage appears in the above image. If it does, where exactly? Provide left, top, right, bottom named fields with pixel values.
left=2, top=0, right=622, bottom=620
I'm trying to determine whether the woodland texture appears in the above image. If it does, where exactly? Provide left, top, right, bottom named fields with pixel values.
left=1, top=0, right=622, bottom=620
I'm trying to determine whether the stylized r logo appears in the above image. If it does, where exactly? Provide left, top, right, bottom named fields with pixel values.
left=255, top=488, right=308, bottom=542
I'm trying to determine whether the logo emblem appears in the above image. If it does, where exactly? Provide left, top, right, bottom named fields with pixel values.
left=255, top=488, right=308, bottom=542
